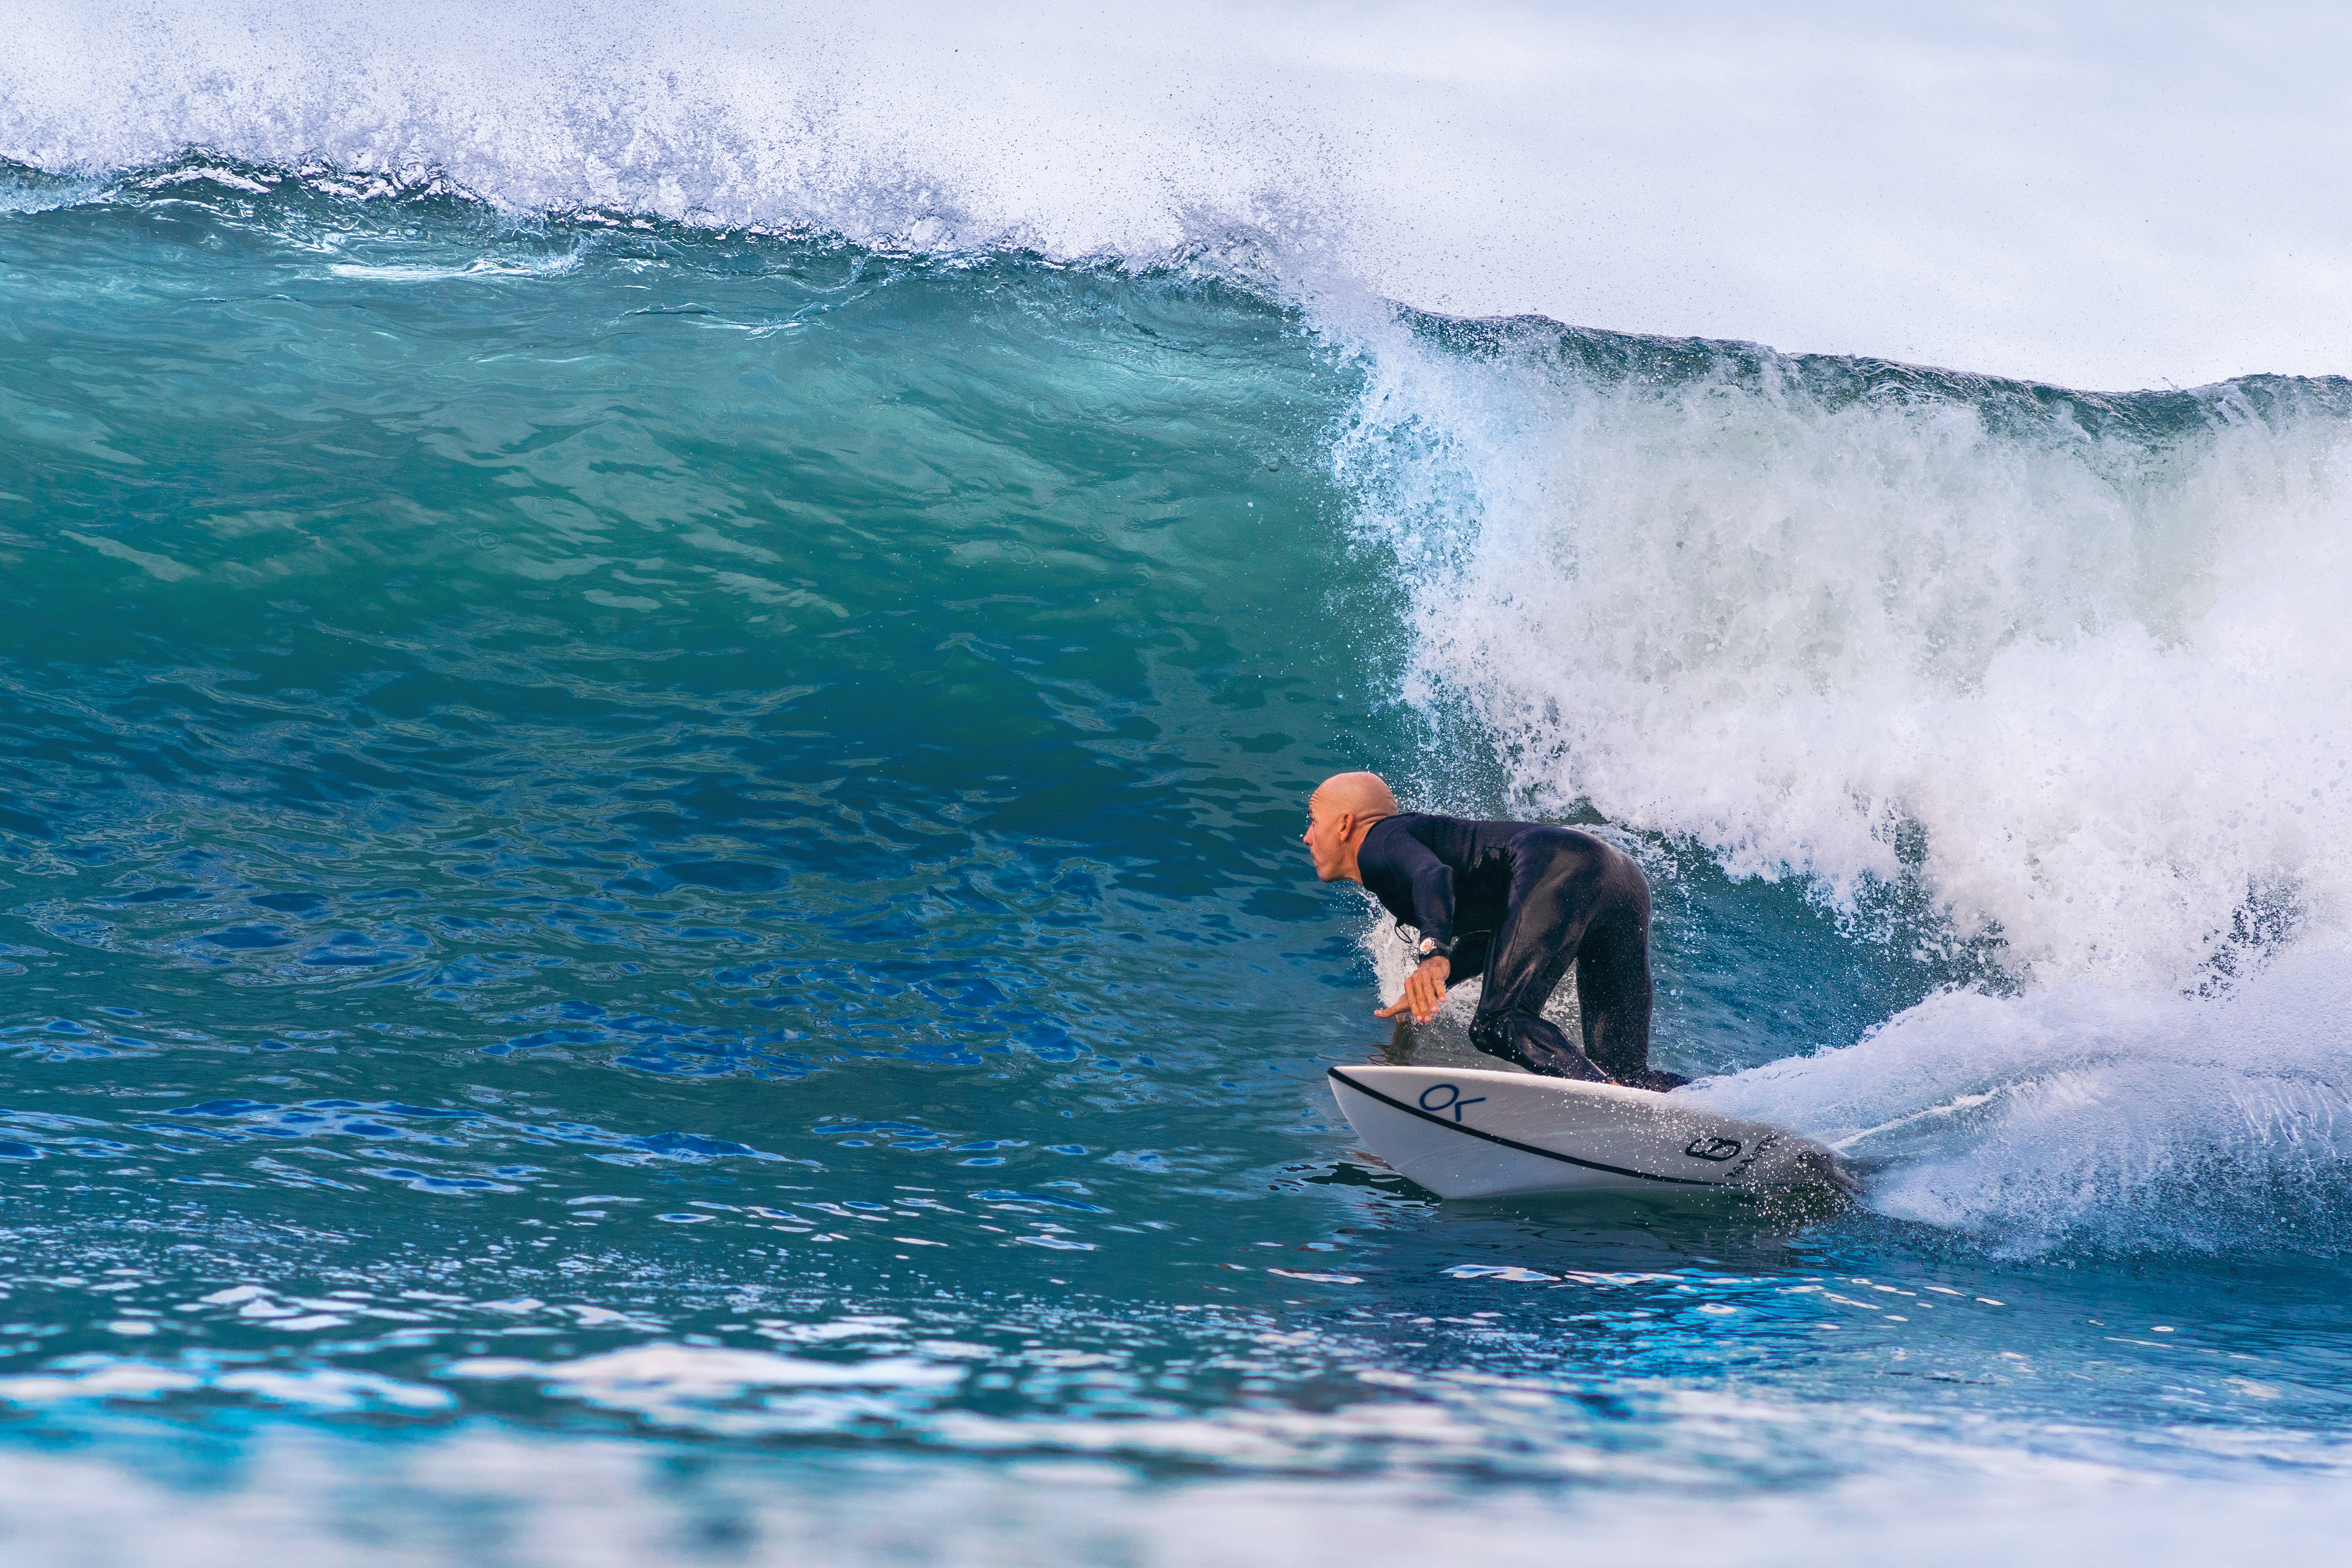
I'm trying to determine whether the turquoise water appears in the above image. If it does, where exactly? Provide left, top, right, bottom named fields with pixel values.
left=4, top=160, right=2352, bottom=1564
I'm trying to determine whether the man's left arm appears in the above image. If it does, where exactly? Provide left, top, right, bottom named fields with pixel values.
left=1371, top=831, right=1456, bottom=1026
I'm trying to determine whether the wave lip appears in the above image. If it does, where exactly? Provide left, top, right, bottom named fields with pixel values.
left=0, top=1, right=1363, bottom=280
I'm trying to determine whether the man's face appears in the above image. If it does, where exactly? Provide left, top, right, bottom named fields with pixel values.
left=1302, top=792, right=1349, bottom=881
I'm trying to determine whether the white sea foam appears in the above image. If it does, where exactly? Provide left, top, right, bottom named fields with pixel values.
left=1346, top=327, right=2352, bottom=992
left=324, top=255, right=582, bottom=282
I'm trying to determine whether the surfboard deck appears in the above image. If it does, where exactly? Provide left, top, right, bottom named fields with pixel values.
left=1327, top=1064, right=1858, bottom=1200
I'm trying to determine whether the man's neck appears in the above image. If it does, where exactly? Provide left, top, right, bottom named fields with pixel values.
left=1341, top=813, right=1394, bottom=883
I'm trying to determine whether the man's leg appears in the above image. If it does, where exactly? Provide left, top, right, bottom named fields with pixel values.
left=1466, top=828, right=1610, bottom=1082
left=1574, top=896, right=1683, bottom=1089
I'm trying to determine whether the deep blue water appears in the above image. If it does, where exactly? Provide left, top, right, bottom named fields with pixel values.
left=3, top=161, right=2352, bottom=1566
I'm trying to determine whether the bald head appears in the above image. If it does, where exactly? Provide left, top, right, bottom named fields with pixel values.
left=1312, top=772, right=1398, bottom=819
left=1302, top=772, right=1400, bottom=884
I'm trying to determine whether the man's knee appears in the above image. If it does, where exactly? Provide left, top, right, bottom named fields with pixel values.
left=1466, top=1015, right=1511, bottom=1057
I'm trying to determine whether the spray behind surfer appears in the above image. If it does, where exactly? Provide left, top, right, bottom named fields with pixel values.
left=1302, top=772, right=1687, bottom=1092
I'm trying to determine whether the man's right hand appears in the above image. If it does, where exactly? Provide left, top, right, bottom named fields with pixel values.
left=1374, top=956, right=1451, bottom=1025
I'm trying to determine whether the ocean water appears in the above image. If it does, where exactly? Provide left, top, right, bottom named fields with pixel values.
left=5, top=41, right=2352, bottom=1568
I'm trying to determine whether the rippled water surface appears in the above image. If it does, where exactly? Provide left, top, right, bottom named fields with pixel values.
left=4, top=166, right=2352, bottom=1565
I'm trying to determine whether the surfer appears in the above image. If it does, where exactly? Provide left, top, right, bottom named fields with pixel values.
left=1302, top=772, right=1686, bottom=1091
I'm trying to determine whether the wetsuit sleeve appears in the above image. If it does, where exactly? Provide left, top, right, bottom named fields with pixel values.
left=1383, top=829, right=1458, bottom=951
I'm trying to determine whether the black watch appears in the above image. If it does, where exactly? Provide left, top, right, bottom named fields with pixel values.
left=1414, top=935, right=1456, bottom=960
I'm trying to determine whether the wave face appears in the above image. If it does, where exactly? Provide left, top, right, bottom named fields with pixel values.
left=4, top=157, right=2352, bottom=1562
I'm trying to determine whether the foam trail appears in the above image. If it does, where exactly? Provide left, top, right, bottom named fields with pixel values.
left=1686, top=941, right=2352, bottom=1252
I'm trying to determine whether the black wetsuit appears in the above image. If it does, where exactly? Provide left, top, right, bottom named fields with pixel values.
left=1358, top=814, right=1681, bottom=1089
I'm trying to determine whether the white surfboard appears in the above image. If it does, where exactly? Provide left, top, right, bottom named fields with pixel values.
left=1327, top=1064, right=1857, bottom=1200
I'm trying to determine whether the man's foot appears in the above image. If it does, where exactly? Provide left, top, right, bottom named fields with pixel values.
left=1613, top=1068, right=1690, bottom=1093
left=1469, top=1016, right=1609, bottom=1082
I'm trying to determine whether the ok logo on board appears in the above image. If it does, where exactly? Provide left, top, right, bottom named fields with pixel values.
left=1418, top=1082, right=1488, bottom=1123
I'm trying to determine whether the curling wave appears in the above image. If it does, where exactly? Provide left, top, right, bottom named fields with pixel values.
left=1333, top=317, right=2352, bottom=1248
